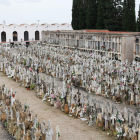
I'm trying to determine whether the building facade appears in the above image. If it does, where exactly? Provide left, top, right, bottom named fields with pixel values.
left=0, top=23, right=72, bottom=46
left=42, top=30, right=135, bottom=63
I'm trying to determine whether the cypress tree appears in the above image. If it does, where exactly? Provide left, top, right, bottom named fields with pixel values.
left=83, top=0, right=88, bottom=28
left=104, top=0, right=123, bottom=31
left=128, top=0, right=136, bottom=31
left=71, top=0, right=79, bottom=30
left=104, top=0, right=115, bottom=31
left=79, top=0, right=87, bottom=29
left=122, top=0, right=136, bottom=31
left=86, top=0, right=97, bottom=29
left=122, top=0, right=127, bottom=31
left=96, top=0, right=106, bottom=29
left=137, top=5, right=140, bottom=32
left=114, top=0, right=123, bottom=31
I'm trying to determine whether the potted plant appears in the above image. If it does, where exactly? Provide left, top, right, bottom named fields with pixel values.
left=24, top=59, right=26, bottom=65
left=50, top=94, right=56, bottom=106
left=30, top=83, right=35, bottom=90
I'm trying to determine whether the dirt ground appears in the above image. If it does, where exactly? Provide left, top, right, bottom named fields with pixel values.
left=0, top=72, right=115, bottom=140
left=0, top=122, right=15, bottom=140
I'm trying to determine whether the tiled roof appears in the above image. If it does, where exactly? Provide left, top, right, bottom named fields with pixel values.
left=9, top=24, right=13, bottom=26
left=19, top=24, right=25, bottom=26
left=84, top=30, right=128, bottom=34
left=51, top=23, right=57, bottom=25
left=31, top=23, right=36, bottom=25
left=61, top=23, right=67, bottom=25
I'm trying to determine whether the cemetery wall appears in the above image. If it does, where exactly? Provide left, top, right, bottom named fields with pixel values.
left=125, top=37, right=134, bottom=62
left=42, top=30, right=136, bottom=63
left=134, top=35, right=140, bottom=61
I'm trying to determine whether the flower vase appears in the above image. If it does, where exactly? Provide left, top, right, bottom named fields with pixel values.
left=54, top=101, right=57, bottom=108
left=67, top=88, right=70, bottom=93
left=64, top=104, right=69, bottom=114
left=12, top=94, right=15, bottom=98
left=6, top=97, right=9, bottom=106
left=50, top=98, right=54, bottom=106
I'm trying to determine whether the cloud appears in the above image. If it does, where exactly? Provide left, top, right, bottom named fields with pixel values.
left=0, top=0, right=11, bottom=6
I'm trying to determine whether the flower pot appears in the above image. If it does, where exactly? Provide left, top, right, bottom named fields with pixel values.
left=55, top=101, right=61, bottom=109
left=27, top=88, right=30, bottom=90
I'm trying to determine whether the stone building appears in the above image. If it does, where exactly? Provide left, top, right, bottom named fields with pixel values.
left=42, top=30, right=135, bottom=63
left=0, top=23, right=72, bottom=46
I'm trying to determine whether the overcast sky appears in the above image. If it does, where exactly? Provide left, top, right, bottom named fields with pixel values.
left=0, top=0, right=139, bottom=25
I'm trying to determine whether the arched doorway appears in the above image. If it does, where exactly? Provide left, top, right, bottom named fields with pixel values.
left=24, top=31, right=29, bottom=41
left=35, top=31, right=39, bottom=40
left=13, top=31, right=17, bottom=41
left=1, top=32, right=6, bottom=42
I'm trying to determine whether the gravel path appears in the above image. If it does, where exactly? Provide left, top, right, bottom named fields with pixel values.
left=0, top=72, right=114, bottom=140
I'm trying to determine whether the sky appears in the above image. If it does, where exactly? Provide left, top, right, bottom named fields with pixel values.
left=0, top=0, right=139, bottom=25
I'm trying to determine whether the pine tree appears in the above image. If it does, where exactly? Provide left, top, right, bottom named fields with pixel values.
left=86, top=0, right=97, bottom=29
left=71, top=0, right=79, bottom=30
left=137, top=5, right=140, bottom=32
left=96, top=0, right=106, bottom=29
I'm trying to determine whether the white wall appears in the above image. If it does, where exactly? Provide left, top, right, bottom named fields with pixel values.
left=0, top=23, right=73, bottom=44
